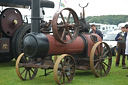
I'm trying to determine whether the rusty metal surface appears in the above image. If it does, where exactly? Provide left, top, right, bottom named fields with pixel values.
left=18, top=60, right=54, bottom=69
left=0, top=38, right=9, bottom=53
left=0, top=8, right=23, bottom=36
left=52, top=8, right=79, bottom=44
left=53, top=54, right=76, bottom=85
left=90, top=42, right=112, bottom=77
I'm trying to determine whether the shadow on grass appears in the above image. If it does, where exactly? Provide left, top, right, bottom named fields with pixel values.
left=75, top=70, right=94, bottom=77
left=0, top=60, right=16, bottom=67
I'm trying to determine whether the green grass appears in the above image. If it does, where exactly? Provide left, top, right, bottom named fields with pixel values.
left=0, top=56, right=128, bottom=85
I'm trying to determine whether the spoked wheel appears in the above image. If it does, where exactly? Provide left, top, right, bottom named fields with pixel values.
left=16, top=53, right=38, bottom=80
left=90, top=42, right=112, bottom=77
left=52, top=8, right=79, bottom=44
left=53, top=54, right=76, bottom=85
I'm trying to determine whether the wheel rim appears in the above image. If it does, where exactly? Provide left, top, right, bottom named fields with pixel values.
left=90, top=42, right=112, bottom=77
left=53, top=54, right=76, bottom=85
left=52, top=8, right=79, bottom=44
left=16, top=53, right=38, bottom=80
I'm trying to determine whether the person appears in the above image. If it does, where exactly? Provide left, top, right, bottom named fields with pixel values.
left=125, top=24, right=128, bottom=60
left=115, top=25, right=127, bottom=67
left=90, top=24, right=103, bottom=39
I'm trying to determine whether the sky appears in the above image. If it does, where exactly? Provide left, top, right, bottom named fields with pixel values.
left=42, top=0, right=128, bottom=17
left=3, top=0, right=128, bottom=18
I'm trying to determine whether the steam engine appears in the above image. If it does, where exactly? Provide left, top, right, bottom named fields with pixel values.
left=0, top=0, right=112, bottom=85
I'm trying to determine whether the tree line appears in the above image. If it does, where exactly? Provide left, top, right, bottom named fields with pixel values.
left=85, top=15, right=128, bottom=25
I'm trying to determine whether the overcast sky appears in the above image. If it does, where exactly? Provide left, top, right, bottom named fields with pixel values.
left=42, top=0, right=128, bottom=17
left=8, top=0, right=128, bottom=18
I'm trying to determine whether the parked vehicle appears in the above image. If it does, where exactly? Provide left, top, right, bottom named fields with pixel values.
left=103, top=33, right=118, bottom=56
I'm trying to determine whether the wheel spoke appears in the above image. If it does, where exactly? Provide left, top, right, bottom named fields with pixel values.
left=30, top=68, right=36, bottom=74
left=60, top=61, right=64, bottom=67
left=102, top=50, right=109, bottom=57
left=67, top=11, right=71, bottom=23
left=63, top=73, right=65, bottom=84
left=94, top=62, right=99, bottom=69
left=65, top=57, right=71, bottom=65
left=60, top=12, right=66, bottom=24
left=103, top=61, right=109, bottom=67
left=94, top=59, right=100, bottom=62
left=69, top=64, right=74, bottom=68
left=29, top=70, right=31, bottom=79
left=100, top=63, right=102, bottom=76
left=20, top=68, right=26, bottom=75
left=100, top=43, right=102, bottom=56
left=61, top=28, right=66, bottom=40
left=67, top=27, right=73, bottom=39
left=65, top=73, right=70, bottom=81
left=24, top=70, right=28, bottom=80
left=59, top=73, right=63, bottom=81
left=96, top=47, right=100, bottom=56
left=101, top=63, right=107, bottom=74
left=96, top=64, right=100, bottom=73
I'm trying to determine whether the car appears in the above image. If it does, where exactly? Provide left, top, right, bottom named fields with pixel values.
left=103, top=33, right=118, bottom=56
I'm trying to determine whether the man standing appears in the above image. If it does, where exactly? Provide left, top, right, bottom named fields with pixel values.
left=90, top=24, right=103, bottom=39
left=115, top=25, right=127, bottom=67
left=125, top=24, right=128, bottom=60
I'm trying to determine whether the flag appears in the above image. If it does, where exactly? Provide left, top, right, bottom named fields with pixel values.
left=60, top=2, right=65, bottom=7
left=59, top=0, right=67, bottom=8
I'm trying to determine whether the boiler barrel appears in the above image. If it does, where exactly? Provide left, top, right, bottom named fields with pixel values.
left=46, top=35, right=85, bottom=55
left=23, top=32, right=102, bottom=58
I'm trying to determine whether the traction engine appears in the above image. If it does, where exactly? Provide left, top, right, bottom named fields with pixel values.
left=0, top=8, right=23, bottom=62
left=15, top=0, right=112, bottom=85
left=0, top=0, right=54, bottom=62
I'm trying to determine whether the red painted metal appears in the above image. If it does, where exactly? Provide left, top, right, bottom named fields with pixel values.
left=47, top=34, right=84, bottom=55
left=82, top=33, right=102, bottom=57
left=46, top=33, right=102, bottom=56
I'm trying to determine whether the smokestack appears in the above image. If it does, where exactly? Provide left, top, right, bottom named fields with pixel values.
left=31, top=0, right=41, bottom=33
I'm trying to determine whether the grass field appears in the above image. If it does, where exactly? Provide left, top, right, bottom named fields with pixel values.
left=0, top=56, right=128, bottom=85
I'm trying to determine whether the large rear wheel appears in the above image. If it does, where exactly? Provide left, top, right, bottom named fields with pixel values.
left=90, top=42, right=112, bottom=77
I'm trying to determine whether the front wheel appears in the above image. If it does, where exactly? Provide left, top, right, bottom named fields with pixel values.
left=53, top=54, right=76, bottom=85
left=16, top=53, right=38, bottom=80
